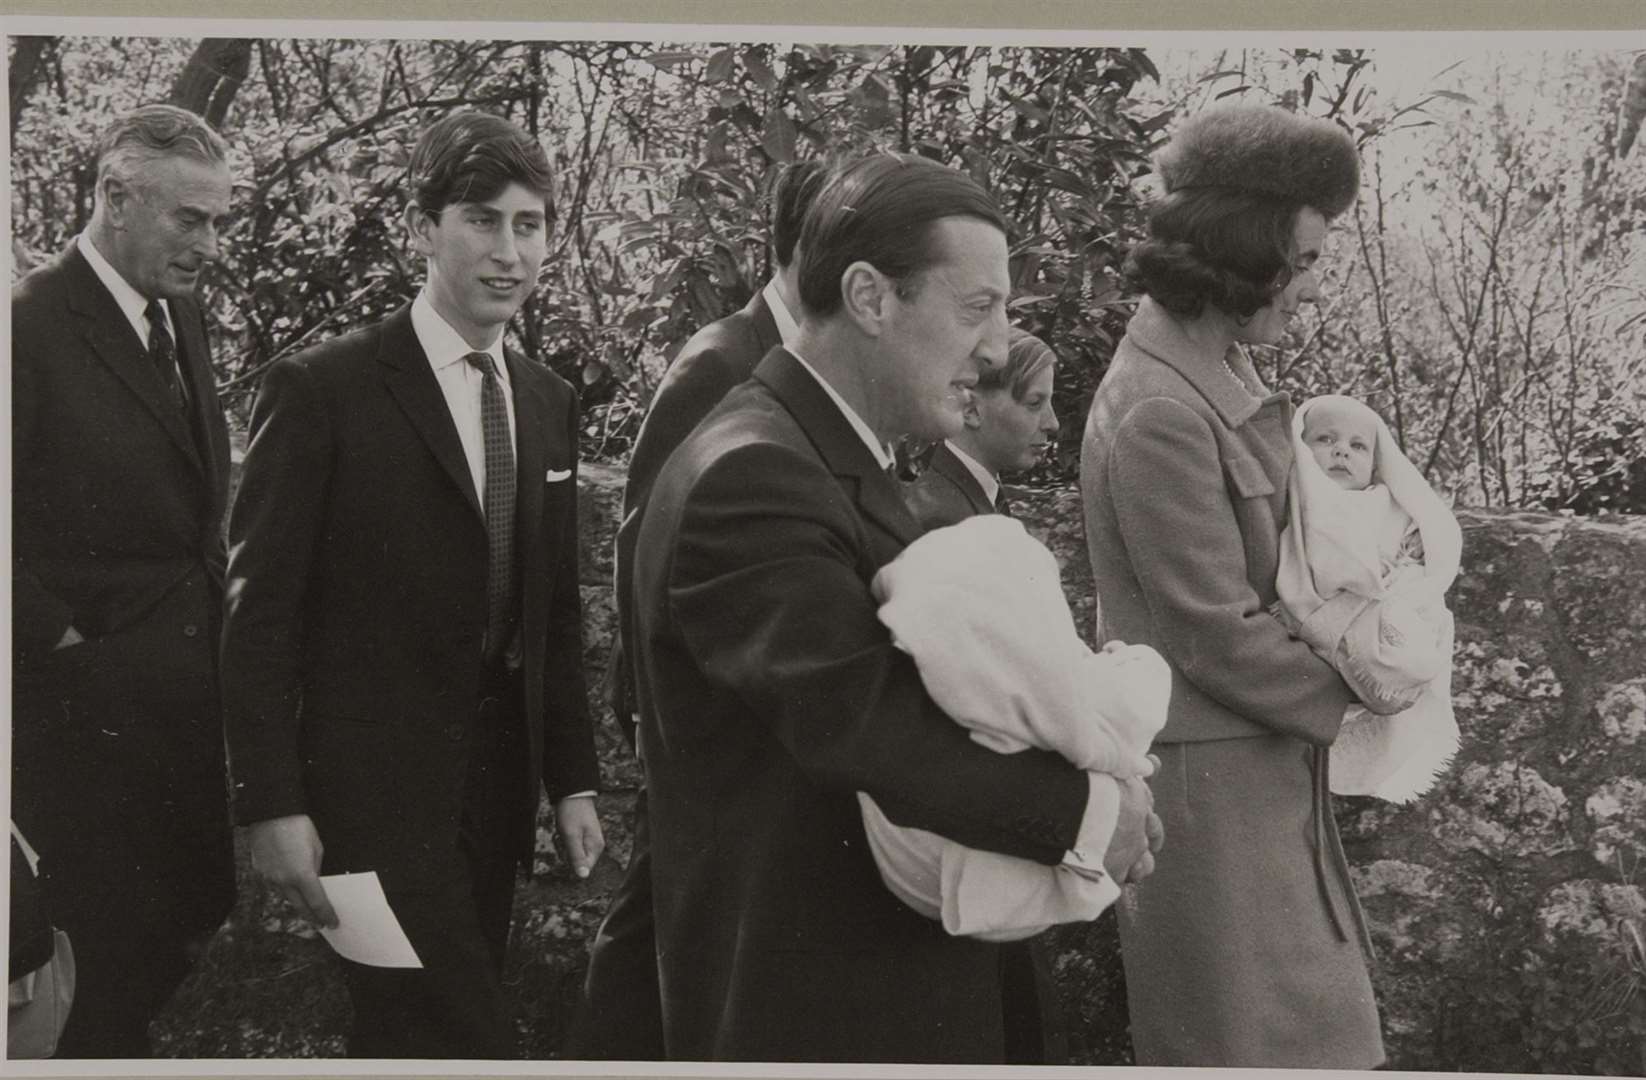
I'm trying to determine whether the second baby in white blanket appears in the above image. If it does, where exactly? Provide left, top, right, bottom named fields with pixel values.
left=1276, top=394, right=1462, bottom=803
left=862, top=514, right=1171, bottom=941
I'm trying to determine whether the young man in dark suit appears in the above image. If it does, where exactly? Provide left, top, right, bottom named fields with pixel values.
left=570, top=159, right=826, bottom=1060
left=220, top=110, right=603, bottom=1059
left=11, top=103, right=237, bottom=1058
left=628, top=153, right=1160, bottom=1062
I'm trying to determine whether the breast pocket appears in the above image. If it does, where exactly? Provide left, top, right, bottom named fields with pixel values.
left=1224, top=452, right=1283, bottom=589
left=1225, top=453, right=1276, bottom=500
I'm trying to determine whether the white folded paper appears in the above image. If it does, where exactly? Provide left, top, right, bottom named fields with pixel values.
left=317, top=871, right=422, bottom=968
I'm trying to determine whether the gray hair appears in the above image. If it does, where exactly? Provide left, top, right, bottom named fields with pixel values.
left=94, top=104, right=228, bottom=194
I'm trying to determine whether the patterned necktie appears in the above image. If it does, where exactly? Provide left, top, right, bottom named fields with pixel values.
left=465, top=351, right=518, bottom=662
left=145, top=300, right=184, bottom=409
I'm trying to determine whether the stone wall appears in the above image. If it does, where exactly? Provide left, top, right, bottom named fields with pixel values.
left=574, top=466, right=1646, bottom=1072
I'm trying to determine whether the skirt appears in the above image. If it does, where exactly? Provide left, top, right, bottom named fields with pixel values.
left=1117, top=733, right=1384, bottom=1068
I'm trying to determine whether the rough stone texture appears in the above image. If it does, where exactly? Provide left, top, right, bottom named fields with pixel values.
left=156, top=466, right=1646, bottom=1070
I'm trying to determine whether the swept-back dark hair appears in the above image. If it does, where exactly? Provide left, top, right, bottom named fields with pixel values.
left=768, top=159, right=829, bottom=269
left=1124, top=187, right=1303, bottom=319
left=796, top=153, right=1007, bottom=318
left=408, top=110, right=556, bottom=224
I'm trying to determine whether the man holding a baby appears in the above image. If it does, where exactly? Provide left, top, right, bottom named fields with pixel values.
left=624, top=151, right=1162, bottom=1063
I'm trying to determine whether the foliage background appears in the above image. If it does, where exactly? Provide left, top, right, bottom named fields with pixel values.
left=8, top=32, right=1646, bottom=1070
left=12, top=35, right=1645, bottom=510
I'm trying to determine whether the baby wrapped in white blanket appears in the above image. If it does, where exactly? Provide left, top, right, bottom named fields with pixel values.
left=1276, top=394, right=1462, bottom=803
left=861, top=514, right=1169, bottom=942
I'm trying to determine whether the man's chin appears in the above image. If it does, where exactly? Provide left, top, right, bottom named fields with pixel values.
left=917, top=414, right=966, bottom=444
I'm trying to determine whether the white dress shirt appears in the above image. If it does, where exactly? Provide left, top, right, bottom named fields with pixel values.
left=410, top=290, right=517, bottom=504
left=762, top=278, right=801, bottom=349
left=77, top=233, right=173, bottom=348
left=785, top=349, right=895, bottom=472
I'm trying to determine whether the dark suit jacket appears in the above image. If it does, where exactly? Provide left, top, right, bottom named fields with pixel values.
left=220, top=305, right=599, bottom=889
left=903, top=442, right=996, bottom=531
left=631, top=348, right=1092, bottom=1062
left=11, top=242, right=234, bottom=932
left=607, top=289, right=781, bottom=729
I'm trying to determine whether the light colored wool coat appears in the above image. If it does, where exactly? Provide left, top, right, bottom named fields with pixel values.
left=1079, top=297, right=1384, bottom=1069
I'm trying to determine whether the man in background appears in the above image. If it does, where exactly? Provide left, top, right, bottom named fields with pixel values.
left=11, top=103, right=238, bottom=1057
left=570, top=159, right=827, bottom=1060
left=628, top=153, right=1157, bottom=1061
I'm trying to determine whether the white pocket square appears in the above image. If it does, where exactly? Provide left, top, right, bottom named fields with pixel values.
left=545, top=468, right=572, bottom=482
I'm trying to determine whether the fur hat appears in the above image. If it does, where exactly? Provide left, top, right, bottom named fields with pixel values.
left=1155, top=103, right=1361, bottom=219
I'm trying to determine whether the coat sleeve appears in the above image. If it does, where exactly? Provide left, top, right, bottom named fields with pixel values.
left=10, top=332, right=76, bottom=657
left=220, top=358, right=334, bottom=826
left=540, top=386, right=600, bottom=800
left=1106, top=396, right=1350, bottom=746
left=667, top=441, right=1092, bottom=866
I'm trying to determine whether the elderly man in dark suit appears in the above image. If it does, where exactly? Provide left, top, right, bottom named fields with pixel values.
left=220, top=110, right=603, bottom=1059
left=570, top=159, right=826, bottom=1060
left=629, top=153, right=1159, bottom=1062
left=11, top=103, right=237, bottom=1058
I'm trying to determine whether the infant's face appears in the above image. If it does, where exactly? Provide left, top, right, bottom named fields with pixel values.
left=1304, top=404, right=1376, bottom=490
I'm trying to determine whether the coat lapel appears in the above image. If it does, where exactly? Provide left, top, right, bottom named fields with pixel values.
left=62, top=247, right=202, bottom=471
left=754, top=348, right=923, bottom=549
left=174, top=297, right=228, bottom=497
left=931, top=443, right=996, bottom=516
left=505, top=347, right=553, bottom=576
left=377, top=306, right=484, bottom=519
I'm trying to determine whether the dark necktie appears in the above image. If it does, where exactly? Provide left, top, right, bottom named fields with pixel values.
left=145, top=301, right=184, bottom=409
left=465, top=351, right=517, bottom=662
left=994, top=487, right=1014, bottom=518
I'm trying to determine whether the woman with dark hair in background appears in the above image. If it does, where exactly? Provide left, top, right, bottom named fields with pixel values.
left=1079, top=103, right=1398, bottom=1069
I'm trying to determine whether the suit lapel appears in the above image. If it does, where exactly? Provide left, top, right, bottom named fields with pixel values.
left=505, top=348, right=553, bottom=575
left=63, top=247, right=202, bottom=472
left=174, top=298, right=228, bottom=496
left=931, top=443, right=995, bottom=516
left=378, top=306, right=484, bottom=519
left=754, top=348, right=923, bottom=549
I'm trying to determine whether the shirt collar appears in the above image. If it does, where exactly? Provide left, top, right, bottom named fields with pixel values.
left=944, top=439, right=1000, bottom=505
left=762, top=278, right=801, bottom=348
left=785, top=348, right=894, bottom=472
left=77, top=233, right=168, bottom=346
left=411, top=290, right=509, bottom=384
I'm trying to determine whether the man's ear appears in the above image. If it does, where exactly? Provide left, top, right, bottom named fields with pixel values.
left=961, top=392, right=983, bottom=430
left=838, top=260, right=892, bottom=338
left=101, top=175, right=135, bottom=229
left=403, top=203, right=435, bottom=257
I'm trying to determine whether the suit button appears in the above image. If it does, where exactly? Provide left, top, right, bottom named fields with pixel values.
left=182, top=624, right=200, bottom=638
left=447, top=724, right=465, bottom=741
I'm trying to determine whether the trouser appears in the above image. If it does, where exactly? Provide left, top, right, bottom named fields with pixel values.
left=565, top=784, right=664, bottom=1060
left=1000, top=937, right=1069, bottom=1065
left=340, top=664, right=528, bottom=1059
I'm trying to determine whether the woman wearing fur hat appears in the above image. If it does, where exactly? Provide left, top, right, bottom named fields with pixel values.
left=1079, top=102, right=1391, bottom=1067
